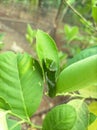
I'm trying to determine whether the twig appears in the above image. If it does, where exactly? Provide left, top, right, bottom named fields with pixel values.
left=63, top=0, right=97, bottom=32
left=32, top=93, right=97, bottom=118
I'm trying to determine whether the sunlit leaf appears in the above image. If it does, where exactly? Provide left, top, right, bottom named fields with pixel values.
left=0, top=110, right=8, bottom=130
left=89, top=101, right=97, bottom=116
left=79, top=85, right=97, bottom=98
left=68, top=99, right=89, bottom=130
left=88, top=101, right=97, bottom=130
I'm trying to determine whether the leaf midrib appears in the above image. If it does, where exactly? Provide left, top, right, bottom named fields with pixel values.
left=16, top=58, right=29, bottom=120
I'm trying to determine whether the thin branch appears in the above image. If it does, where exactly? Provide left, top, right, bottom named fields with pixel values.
left=63, top=0, right=97, bottom=32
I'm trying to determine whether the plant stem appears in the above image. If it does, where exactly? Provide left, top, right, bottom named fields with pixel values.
left=10, top=120, right=25, bottom=130
left=63, top=0, right=97, bottom=32
left=8, top=111, right=42, bottom=129
left=31, top=124, right=42, bottom=129
left=27, top=120, right=42, bottom=129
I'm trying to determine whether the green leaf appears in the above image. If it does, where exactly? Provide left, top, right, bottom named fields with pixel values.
left=7, top=117, right=21, bottom=130
left=92, top=6, right=97, bottom=23
left=56, top=54, right=97, bottom=94
left=0, top=51, right=43, bottom=120
left=26, top=24, right=35, bottom=38
left=88, top=101, right=97, bottom=116
left=89, top=113, right=97, bottom=125
left=56, top=46, right=97, bottom=94
left=36, top=30, right=59, bottom=70
left=0, top=33, right=5, bottom=50
left=88, top=101, right=97, bottom=130
left=92, top=0, right=95, bottom=4
left=88, top=119, right=97, bottom=130
left=42, top=104, right=76, bottom=130
left=64, top=25, right=70, bottom=36
left=36, top=30, right=59, bottom=97
left=92, top=0, right=97, bottom=23
left=26, top=24, right=36, bottom=44
left=68, top=99, right=89, bottom=130
left=0, top=97, right=10, bottom=110
left=79, top=85, right=97, bottom=98
left=0, top=110, right=8, bottom=130
left=26, top=34, right=33, bottom=44
left=64, top=25, right=79, bottom=43
left=67, top=46, right=97, bottom=66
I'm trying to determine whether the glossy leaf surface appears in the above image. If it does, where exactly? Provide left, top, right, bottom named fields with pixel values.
left=68, top=99, right=89, bottom=130
left=56, top=54, right=97, bottom=94
left=56, top=46, right=97, bottom=94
